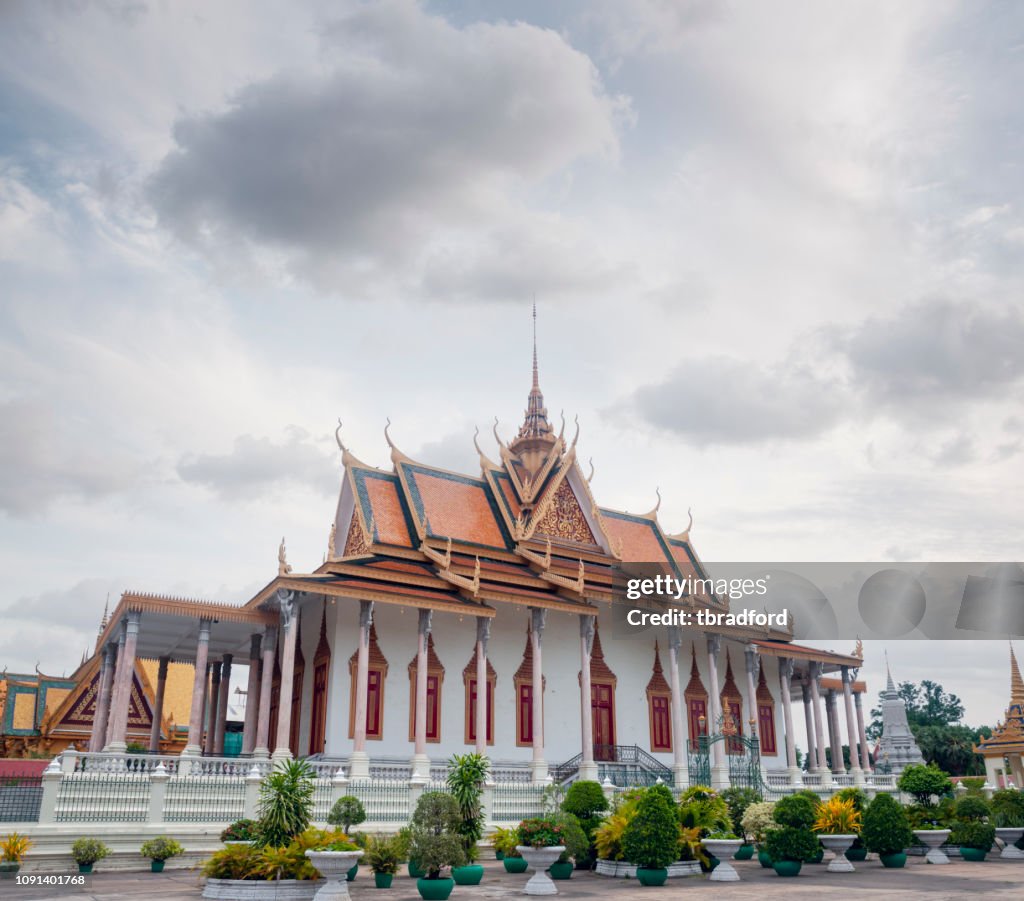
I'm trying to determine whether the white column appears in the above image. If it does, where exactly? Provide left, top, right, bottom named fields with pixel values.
left=809, top=662, right=830, bottom=785
left=104, top=624, right=126, bottom=748
left=667, top=626, right=688, bottom=788
left=242, top=635, right=261, bottom=754
left=778, top=658, right=801, bottom=784
left=475, top=617, right=490, bottom=757
left=204, top=661, right=221, bottom=755
left=90, top=643, right=117, bottom=752
left=349, top=601, right=373, bottom=780
left=530, top=607, right=547, bottom=783
left=706, top=634, right=728, bottom=788
left=842, top=666, right=864, bottom=783
left=215, top=654, right=232, bottom=755
left=107, top=610, right=141, bottom=752
left=273, top=590, right=298, bottom=762
left=254, top=626, right=277, bottom=758
left=411, top=608, right=432, bottom=778
left=578, top=614, right=597, bottom=782
left=801, top=682, right=817, bottom=772
left=826, top=689, right=844, bottom=774
left=149, top=656, right=169, bottom=753
left=854, top=690, right=871, bottom=772
left=184, top=618, right=212, bottom=755
left=744, top=645, right=759, bottom=738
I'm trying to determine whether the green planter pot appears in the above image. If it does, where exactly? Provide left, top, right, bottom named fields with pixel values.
left=0, top=863, right=20, bottom=880
left=636, top=867, right=668, bottom=886
left=77, top=863, right=94, bottom=874
left=408, top=860, right=426, bottom=878
left=495, top=850, right=505, bottom=861
left=758, top=848, right=773, bottom=868
left=879, top=852, right=907, bottom=868
left=960, top=847, right=987, bottom=862
left=452, top=864, right=484, bottom=885
left=707, top=854, right=720, bottom=872
left=503, top=857, right=528, bottom=873
left=150, top=860, right=165, bottom=873
left=374, top=872, right=394, bottom=888
left=810, top=848, right=824, bottom=864
left=417, top=877, right=455, bottom=900
left=347, top=862, right=359, bottom=882
left=772, top=860, right=802, bottom=877
left=734, top=843, right=755, bottom=860
left=548, top=861, right=574, bottom=880
left=845, top=847, right=867, bottom=862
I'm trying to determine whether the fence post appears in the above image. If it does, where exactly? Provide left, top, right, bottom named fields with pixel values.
left=148, top=762, right=168, bottom=824
left=60, top=751, right=77, bottom=774
left=38, top=758, right=63, bottom=824
left=330, top=768, right=349, bottom=817
left=243, top=764, right=263, bottom=819
left=601, top=776, right=616, bottom=806
left=481, top=778, right=495, bottom=830
left=409, top=775, right=426, bottom=816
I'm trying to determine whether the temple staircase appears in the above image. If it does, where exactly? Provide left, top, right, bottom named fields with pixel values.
left=550, top=744, right=673, bottom=787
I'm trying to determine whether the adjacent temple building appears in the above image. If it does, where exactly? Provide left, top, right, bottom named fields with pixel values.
left=975, top=645, right=1024, bottom=788
left=4, top=326, right=878, bottom=790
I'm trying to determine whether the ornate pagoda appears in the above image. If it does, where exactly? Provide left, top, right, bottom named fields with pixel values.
left=975, top=644, right=1024, bottom=787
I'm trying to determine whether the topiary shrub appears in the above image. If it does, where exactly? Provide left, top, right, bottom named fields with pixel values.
left=563, top=781, right=609, bottom=820
left=621, top=788, right=679, bottom=870
left=954, top=795, right=990, bottom=822
left=140, top=836, right=184, bottom=862
left=861, top=793, right=912, bottom=856
left=772, top=794, right=816, bottom=830
left=70, top=838, right=110, bottom=867
left=409, top=792, right=466, bottom=879
left=991, top=789, right=1024, bottom=828
left=764, top=826, right=820, bottom=863
left=327, top=796, right=367, bottom=834
left=550, top=813, right=589, bottom=865
left=898, top=764, right=953, bottom=807
left=950, top=819, right=996, bottom=851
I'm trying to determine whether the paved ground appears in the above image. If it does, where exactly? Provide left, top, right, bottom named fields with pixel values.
left=3, top=857, right=1023, bottom=901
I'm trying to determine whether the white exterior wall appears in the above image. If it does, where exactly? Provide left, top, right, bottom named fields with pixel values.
left=315, top=596, right=792, bottom=769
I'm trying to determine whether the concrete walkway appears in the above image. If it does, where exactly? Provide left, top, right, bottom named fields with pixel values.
left=4, top=857, right=1023, bottom=900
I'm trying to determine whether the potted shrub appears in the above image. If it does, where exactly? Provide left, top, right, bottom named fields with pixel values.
left=305, top=837, right=363, bottom=897
left=833, top=787, right=868, bottom=862
left=862, top=793, right=913, bottom=868
left=561, top=780, right=608, bottom=869
left=446, top=752, right=489, bottom=885
left=328, top=795, right=367, bottom=882
left=517, top=817, right=566, bottom=895
left=409, top=791, right=466, bottom=901
left=71, top=838, right=111, bottom=874
left=140, top=836, right=184, bottom=873
left=677, top=785, right=732, bottom=872
left=813, top=796, right=862, bottom=872
left=898, top=764, right=953, bottom=807
left=220, top=818, right=259, bottom=845
left=764, top=795, right=819, bottom=877
left=740, top=800, right=776, bottom=868
left=0, top=832, right=31, bottom=879
left=546, top=813, right=587, bottom=880
left=950, top=820, right=996, bottom=862
left=991, top=788, right=1024, bottom=859
left=722, top=787, right=761, bottom=860
left=621, top=787, right=679, bottom=886
left=493, top=826, right=527, bottom=873
left=700, top=832, right=743, bottom=882
left=366, top=835, right=400, bottom=888
left=257, top=759, right=316, bottom=849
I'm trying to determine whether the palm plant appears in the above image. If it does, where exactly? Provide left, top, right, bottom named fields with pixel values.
left=257, top=759, right=316, bottom=848
left=445, top=753, right=489, bottom=859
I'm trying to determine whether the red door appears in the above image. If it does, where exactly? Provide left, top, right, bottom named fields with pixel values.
left=592, top=683, right=615, bottom=760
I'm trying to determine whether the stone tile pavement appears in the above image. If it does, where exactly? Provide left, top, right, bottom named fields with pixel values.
left=2, top=857, right=1022, bottom=901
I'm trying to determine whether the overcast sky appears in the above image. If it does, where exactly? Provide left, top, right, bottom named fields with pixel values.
left=2, top=1, right=1023, bottom=738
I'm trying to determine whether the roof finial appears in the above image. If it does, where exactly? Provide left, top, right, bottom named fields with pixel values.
left=1011, top=642, right=1024, bottom=705
left=885, top=650, right=895, bottom=691
left=532, top=299, right=539, bottom=390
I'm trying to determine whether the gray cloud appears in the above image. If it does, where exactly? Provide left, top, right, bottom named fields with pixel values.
left=0, top=400, right=142, bottom=516
left=176, top=427, right=337, bottom=500
left=148, top=1, right=628, bottom=297
left=621, top=355, right=844, bottom=446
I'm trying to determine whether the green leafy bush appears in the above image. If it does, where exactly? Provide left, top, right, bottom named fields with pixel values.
left=764, top=826, right=819, bottom=863
left=201, top=844, right=259, bottom=879
left=409, top=791, right=466, bottom=878
left=991, top=789, right=1024, bottom=828
left=721, top=787, right=761, bottom=839
left=327, top=796, right=367, bottom=833
left=518, top=817, right=565, bottom=848
left=772, top=794, right=816, bottom=830
left=954, top=795, right=990, bottom=821
left=70, top=838, right=110, bottom=866
left=906, top=803, right=952, bottom=830
left=621, top=789, right=678, bottom=870
left=950, top=819, right=996, bottom=851
left=257, top=759, right=315, bottom=848
left=490, top=826, right=520, bottom=858
left=549, top=813, right=589, bottom=864
left=740, top=801, right=777, bottom=843
left=861, top=793, right=913, bottom=856
left=140, top=837, right=183, bottom=862
left=220, top=819, right=259, bottom=842
left=834, top=787, right=868, bottom=812
left=898, top=764, right=953, bottom=806
left=677, top=786, right=732, bottom=836
left=446, top=752, right=489, bottom=860
left=562, top=781, right=608, bottom=820
left=365, top=835, right=400, bottom=875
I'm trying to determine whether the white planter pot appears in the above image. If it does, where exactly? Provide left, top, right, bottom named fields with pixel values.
left=517, top=846, right=565, bottom=895
left=701, top=840, right=743, bottom=882
left=816, top=834, right=857, bottom=872
left=202, top=878, right=323, bottom=900
left=995, top=828, right=1024, bottom=860
left=913, top=830, right=951, bottom=865
left=594, top=859, right=700, bottom=878
left=305, top=850, right=363, bottom=901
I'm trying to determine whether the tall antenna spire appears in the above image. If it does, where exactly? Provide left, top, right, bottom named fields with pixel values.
left=532, top=299, right=539, bottom=390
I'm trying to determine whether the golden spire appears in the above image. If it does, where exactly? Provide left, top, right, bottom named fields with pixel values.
left=508, top=304, right=558, bottom=475
left=1011, top=642, right=1024, bottom=706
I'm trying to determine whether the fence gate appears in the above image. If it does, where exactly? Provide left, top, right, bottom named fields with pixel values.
left=727, top=734, right=764, bottom=791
